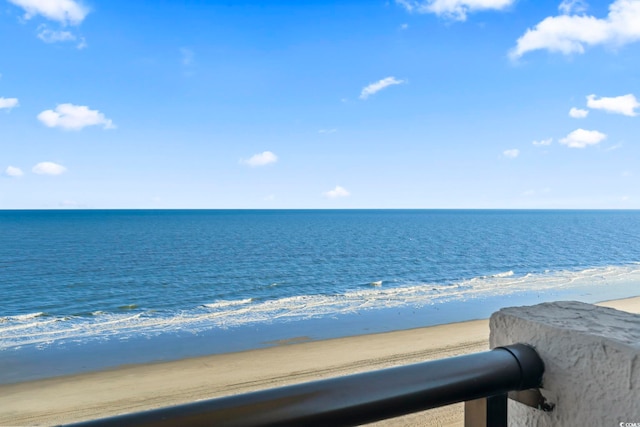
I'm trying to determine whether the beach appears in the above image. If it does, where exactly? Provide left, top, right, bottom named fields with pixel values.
left=2, top=296, right=639, bottom=427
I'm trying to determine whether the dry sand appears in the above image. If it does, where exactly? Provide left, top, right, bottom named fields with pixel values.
left=2, top=296, right=639, bottom=426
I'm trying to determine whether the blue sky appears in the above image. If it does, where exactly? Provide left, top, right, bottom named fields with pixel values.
left=1, top=0, right=639, bottom=209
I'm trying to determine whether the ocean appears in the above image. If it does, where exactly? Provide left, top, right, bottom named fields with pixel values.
left=2, top=209, right=640, bottom=383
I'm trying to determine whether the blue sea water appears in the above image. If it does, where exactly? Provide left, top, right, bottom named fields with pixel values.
left=2, top=209, right=640, bottom=382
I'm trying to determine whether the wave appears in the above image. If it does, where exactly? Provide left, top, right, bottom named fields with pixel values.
left=202, top=298, right=254, bottom=309
left=1, top=263, right=639, bottom=351
left=0, top=312, right=47, bottom=322
left=468, top=271, right=514, bottom=283
left=491, top=270, right=514, bottom=278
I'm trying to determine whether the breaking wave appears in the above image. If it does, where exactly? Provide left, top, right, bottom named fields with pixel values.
left=1, top=263, right=639, bottom=351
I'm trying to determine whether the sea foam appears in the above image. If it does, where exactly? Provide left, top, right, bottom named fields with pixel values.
left=1, top=264, right=639, bottom=351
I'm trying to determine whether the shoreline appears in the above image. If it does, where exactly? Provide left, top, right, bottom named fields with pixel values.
left=5, top=273, right=640, bottom=386
left=2, top=296, right=640, bottom=426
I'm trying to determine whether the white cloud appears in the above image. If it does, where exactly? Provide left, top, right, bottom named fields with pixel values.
left=559, top=128, right=607, bottom=148
left=0, top=97, right=19, bottom=110
left=38, top=27, right=74, bottom=43
left=32, top=162, right=67, bottom=175
left=587, top=93, right=639, bottom=116
left=323, top=185, right=350, bottom=199
left=559, top=0, right=588, bottom=15
left=400, top=23, right=409, bottom=30
left=503, top=149, right=520, bottom=158
left=37, top=26, right=76, bottom=44
left=241, top=151, right=278, bottom=167
left=360, top=77, right=405, bottom=100
left=8, top=0, right=89, bottom=25
left=532, top=138, right=553, bottom=146
left=396, top=0, right=514, bottom=21
left=37, top=104, right=115, bottom=130
left=5, top=166, right=24, bottom=177
left=510, top=0, right=640, bottom=59
left=318, top=129, right=337, bottom=134
left=569, top=107, right=589, bottom=118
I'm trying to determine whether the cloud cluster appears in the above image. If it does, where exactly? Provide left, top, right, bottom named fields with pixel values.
left=396, top=0, right=514, bottom=21
left=8, top=0, right=89, bottom=47
left=559, top=129, right=607, bottom=148
left=323, top=186, right=350, bottom=199
left=241, top=151, right=278, bottom=167
left=0, top=97, right=19, bottom=110
left=5, top=163, right=67, bottom=177
left=587, top=93, right=639, bottom=116
left=511, top=0, right=640, bottom=59
left=8, top=0, right=89, bottom=25
left=37, top=27, right=75, bottom=42
left=37, top=26, right=87, bottom=48
left=360, top=77, right=405, bottom=100
left=4, top=97, right=107, bottom=186
left=533, top=91, right=636, bottom=152
left=38, top=104, right=115, bottom=130
left=567, top=93, right=638, bottom=123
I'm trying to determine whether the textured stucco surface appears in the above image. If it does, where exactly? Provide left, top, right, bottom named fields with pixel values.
left=490, top=301, right=640, bottom=427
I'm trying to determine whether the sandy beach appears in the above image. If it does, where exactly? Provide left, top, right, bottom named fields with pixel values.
left=2, top=296, right=639, bottom=426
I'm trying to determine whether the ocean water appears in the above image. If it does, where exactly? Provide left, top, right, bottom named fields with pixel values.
left=2, top=209, right=640, bottom=382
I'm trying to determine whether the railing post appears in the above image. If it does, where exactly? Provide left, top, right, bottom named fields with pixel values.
left=464, top=394, right=507, bottom=427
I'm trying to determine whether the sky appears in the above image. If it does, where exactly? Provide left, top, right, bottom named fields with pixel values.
left=1, top=0, right=639, bottom=209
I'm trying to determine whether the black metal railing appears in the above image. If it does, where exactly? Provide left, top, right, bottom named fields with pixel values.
left=63, top=343, right=544, bottom=427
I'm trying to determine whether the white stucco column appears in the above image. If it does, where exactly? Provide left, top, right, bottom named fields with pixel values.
left=490, top=301, right=640, bottom=427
